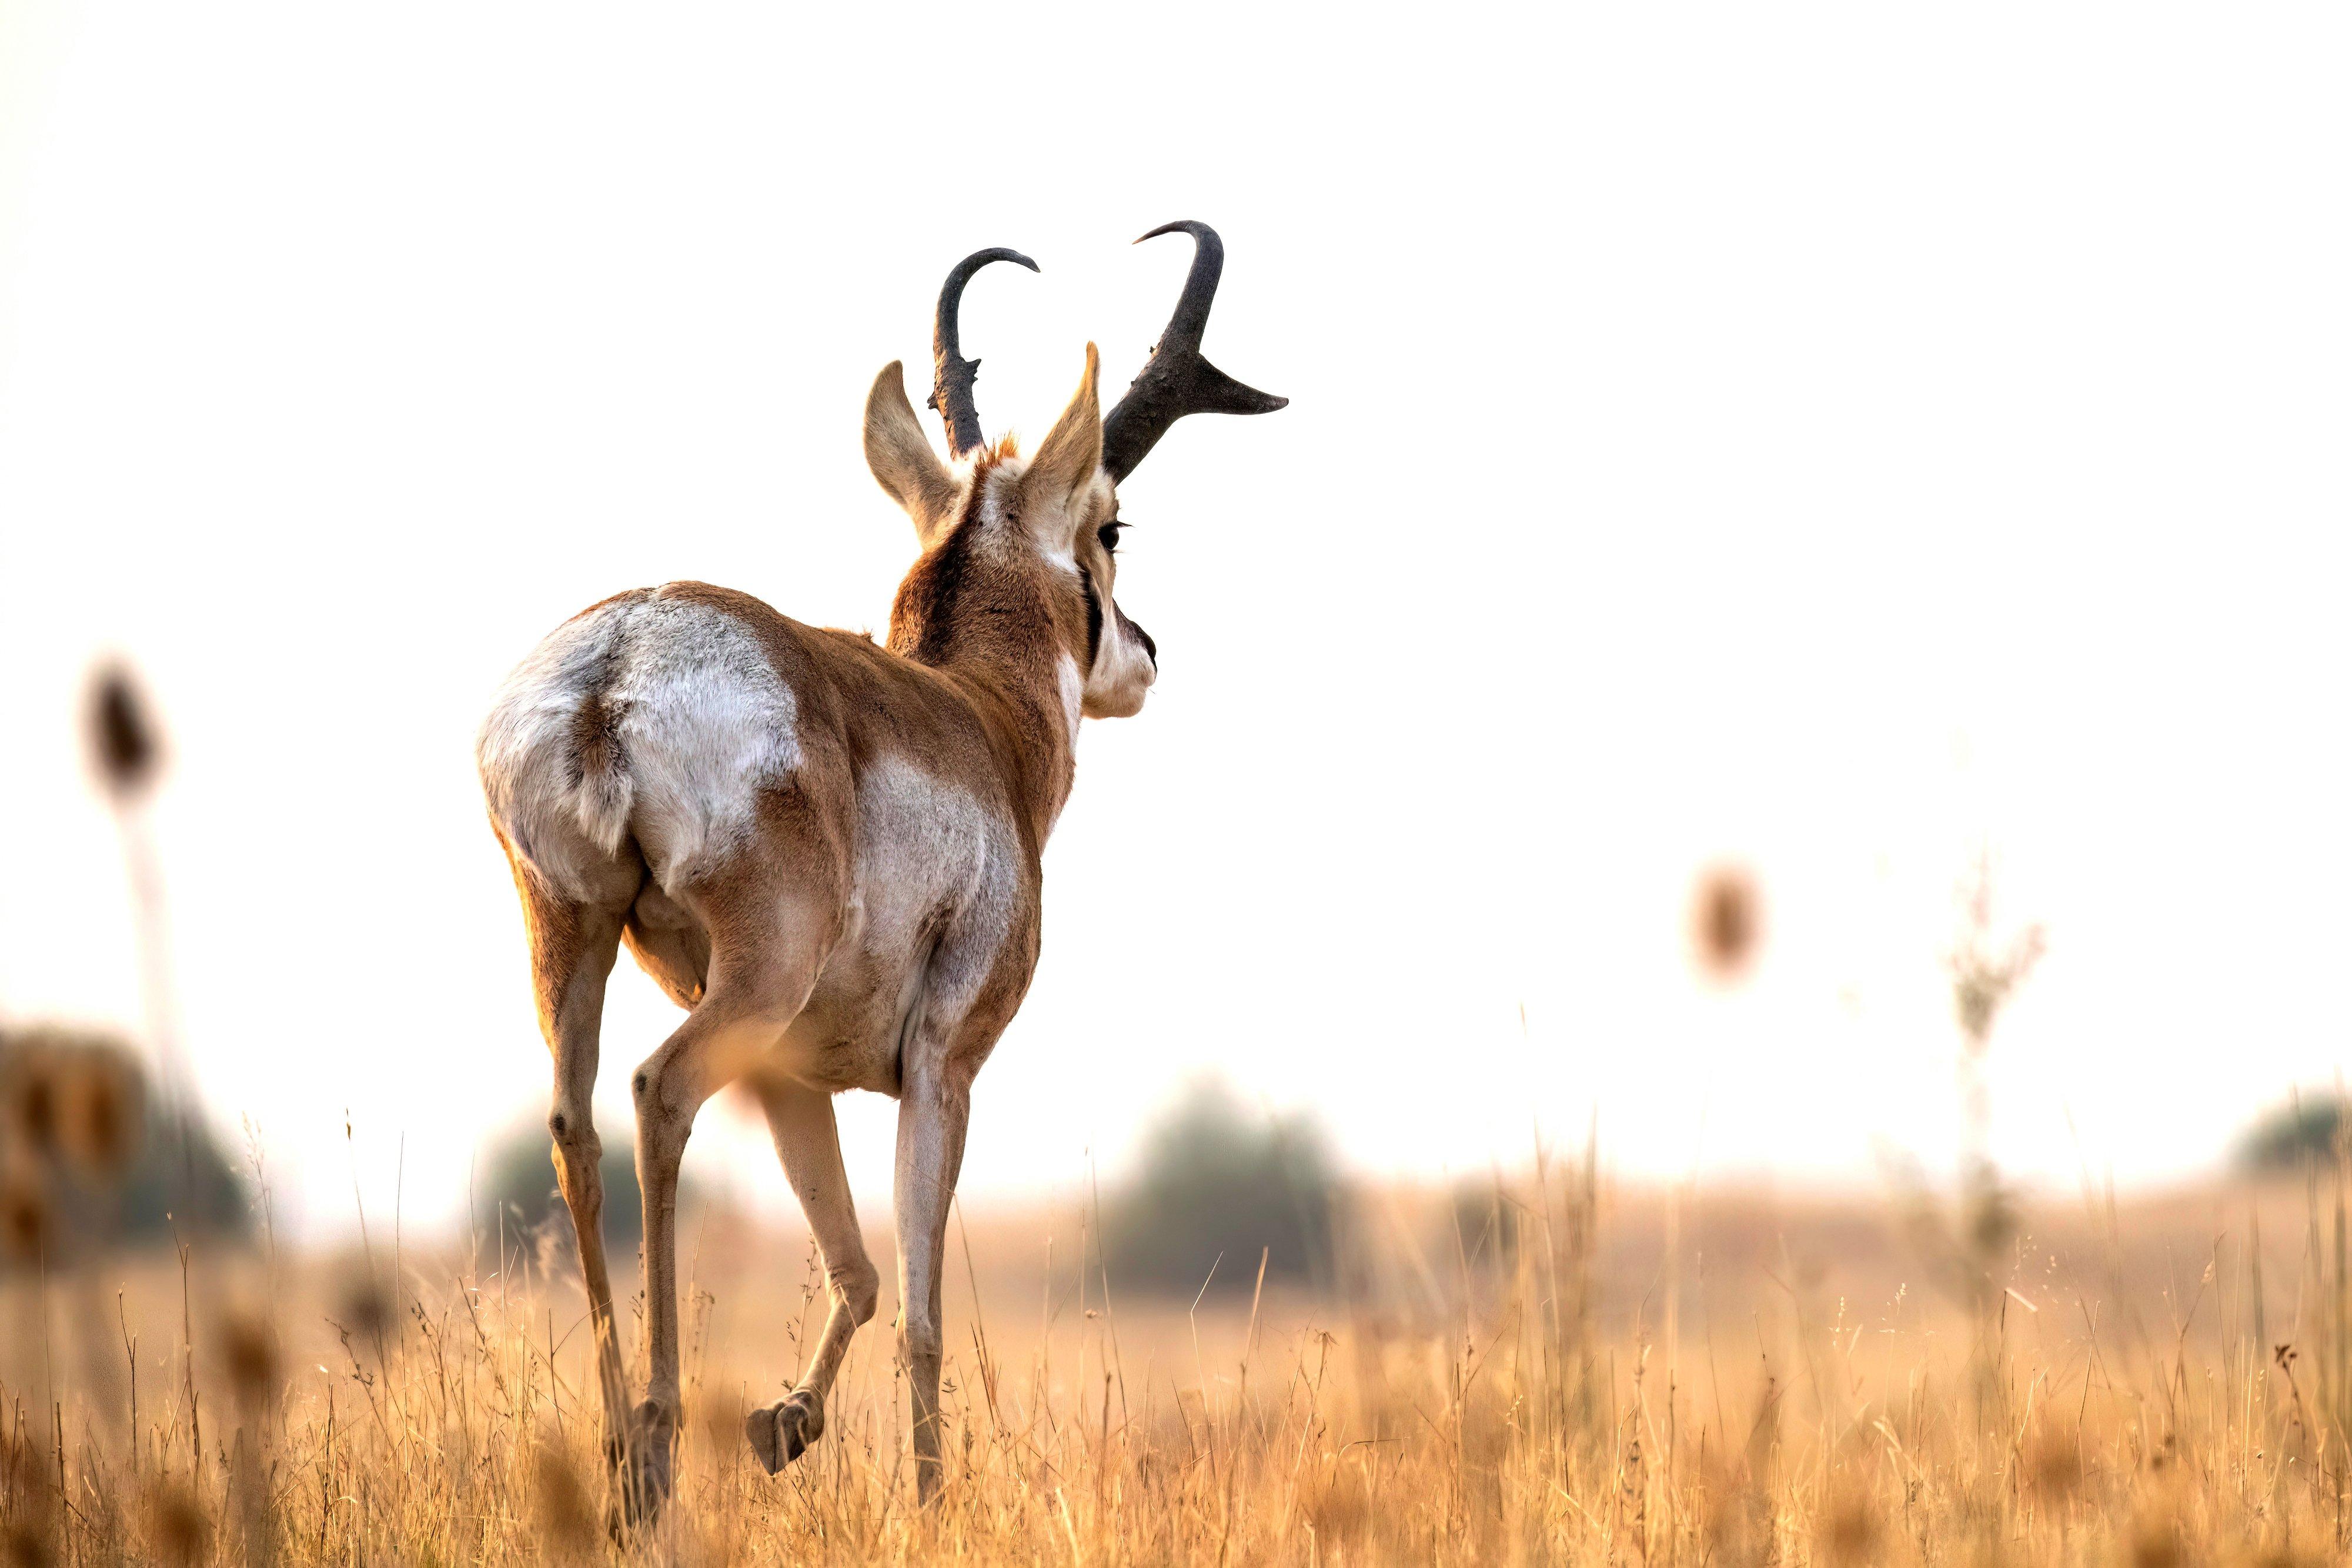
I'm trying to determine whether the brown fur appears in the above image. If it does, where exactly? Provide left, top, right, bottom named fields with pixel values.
left=485, top=347, right=1157, bottom=1521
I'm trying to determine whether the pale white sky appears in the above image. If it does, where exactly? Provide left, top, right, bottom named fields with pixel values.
left=1, top=4, right=2347, bottom=1239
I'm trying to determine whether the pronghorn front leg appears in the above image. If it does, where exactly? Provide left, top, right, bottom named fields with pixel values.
left=745, top=1078, right=879, bottom=1473
left=893, top=1052, right=975, bottom=1504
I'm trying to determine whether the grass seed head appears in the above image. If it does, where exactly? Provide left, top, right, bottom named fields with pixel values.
left=59, top=1042, right=146, bottom=1180
left=88, top=662, right=163, bottom=798
left=143, top=1482, right=211, bottom=1567
left=1818, top=1489, right=1879, bottom=1564
left=1689, top=862, right=1763, bottom=984
left=217, top=1310, right=281, bottom=1404
left=0, top=1439, right=56, bottom=1567
left=2029, top=1429, right=2083, bottom=1496
left=2130, top=1515, right=2183, bottom=1568
left=336, top=1269, right=393, bottom=1341
left=2, top=1040, right=65, bottom=1159
left=0, top=1161, right=52, bottom=1263
left=1, top=1520, right=56, bottom=1568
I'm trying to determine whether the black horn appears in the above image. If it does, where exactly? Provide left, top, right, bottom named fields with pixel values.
left=1100, top=221, right=1287, bottom=483
left=928, top=246, right=1039, bottom=456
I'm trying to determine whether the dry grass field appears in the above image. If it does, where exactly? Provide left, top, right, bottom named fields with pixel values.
left=6, top=686, right=2343, bottom=1562
left=9, top=1154, right=2352, bottom=1566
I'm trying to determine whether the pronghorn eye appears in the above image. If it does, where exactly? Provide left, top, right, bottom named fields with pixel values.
left=1097, top=520, right=1126, bottom=555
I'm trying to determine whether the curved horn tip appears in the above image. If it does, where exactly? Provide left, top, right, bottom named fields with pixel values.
left=1132, top=219, right=1215, bottom=246
left=953, top=247, right=1040, bottom=278
left=933, top=249, right=1040, bottom=454
left=936, top=248, right=1043, bottom=331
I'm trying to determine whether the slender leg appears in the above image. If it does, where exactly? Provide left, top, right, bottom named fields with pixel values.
left=514, top=878, right=633, bottom=1469
left=893, top=1054, right=974, bottom=1505
left=626, top=928, right=824, bottom=1518
left=744, top=1078, right=880, bottom=1473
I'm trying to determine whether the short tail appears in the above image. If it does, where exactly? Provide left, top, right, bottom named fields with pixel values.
left=570, top=691, right=635, bottom=854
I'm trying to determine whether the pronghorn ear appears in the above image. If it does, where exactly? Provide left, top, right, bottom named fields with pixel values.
left=864, top=361, right=960, bottom=546
left=1021, top=343, right=1102, bottom=523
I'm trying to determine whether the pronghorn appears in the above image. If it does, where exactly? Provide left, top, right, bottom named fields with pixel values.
left=476, top=222, right=1282, bottom=1514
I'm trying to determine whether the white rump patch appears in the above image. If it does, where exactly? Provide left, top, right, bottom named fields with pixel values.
left=477, top=588, right=801, bottom=897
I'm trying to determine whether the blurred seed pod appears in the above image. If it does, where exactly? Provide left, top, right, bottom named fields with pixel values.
left=2129, top=1516, right=2183, bottom=1568
left=0, top=1426, right=58, bottom=1563
left=335, top=1268, right=393, bottom=1340
left=216, top=1310, right=281, bottom=1405
left=88, top=662, right=164, bottom=799
left=1816, top=1488, right=1879, bottom=1565
left=0, top=1156, right=53, bottom=1264
left=143, top=1480, right=211, bottom=1568
left=59, top=1042, right=148, bottom=1181
left=2, top=1511, right=58, bottom=1568
left=1688, top=862, right=1764, bottom=986
left=2, top=1037, right=66, bottom=1160
left=2029, top=1430, right=2084, bottom=1497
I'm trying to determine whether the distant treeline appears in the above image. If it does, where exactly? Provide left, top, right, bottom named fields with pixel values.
left=2240, top=1094, right=2352, bottom=1170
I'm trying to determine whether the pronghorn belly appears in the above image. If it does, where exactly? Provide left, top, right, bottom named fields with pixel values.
left=771, top=755, right=1023, bottom=1096
left=477, top=586, right=801, bottom=901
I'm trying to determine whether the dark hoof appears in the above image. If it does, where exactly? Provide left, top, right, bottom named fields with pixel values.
left=747, top=1390, right=825, bottom=1475
left=606, top=1399, right=677, bottom=1532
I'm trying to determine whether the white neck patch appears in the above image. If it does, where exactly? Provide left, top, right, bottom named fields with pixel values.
left=1055, top=652, right=1084, bottom=752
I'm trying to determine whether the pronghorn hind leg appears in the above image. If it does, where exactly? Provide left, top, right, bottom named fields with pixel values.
left=744, top=1076, right=878, bottom=1473
left=623, top=872, right=837, bottom=1521
left=503, top=848, right=637, bottom=1485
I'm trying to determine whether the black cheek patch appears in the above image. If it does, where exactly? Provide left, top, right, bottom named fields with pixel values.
left=1077, top=566, right=1104, bottom=668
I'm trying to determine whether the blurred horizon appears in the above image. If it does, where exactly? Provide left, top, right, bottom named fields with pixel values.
left=2, top=2, right=2348, bottom=1243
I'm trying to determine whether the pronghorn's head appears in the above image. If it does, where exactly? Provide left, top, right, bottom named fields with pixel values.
left=863, top=224, right=1284, bottom=723
left=866, top=345, right=1157, bottom=719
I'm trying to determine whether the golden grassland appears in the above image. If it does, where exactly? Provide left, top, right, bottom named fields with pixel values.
left=9, top=1161, right=2352, bottom=1565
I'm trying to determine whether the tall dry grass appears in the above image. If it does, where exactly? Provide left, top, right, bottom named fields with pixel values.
left=5, top=1151, right=2352, bottom=1564
left=8, top=662, right=2346, bottom=1563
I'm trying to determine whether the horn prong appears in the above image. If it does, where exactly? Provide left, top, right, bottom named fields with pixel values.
left=1101, top=222, right=1284, bottom=483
